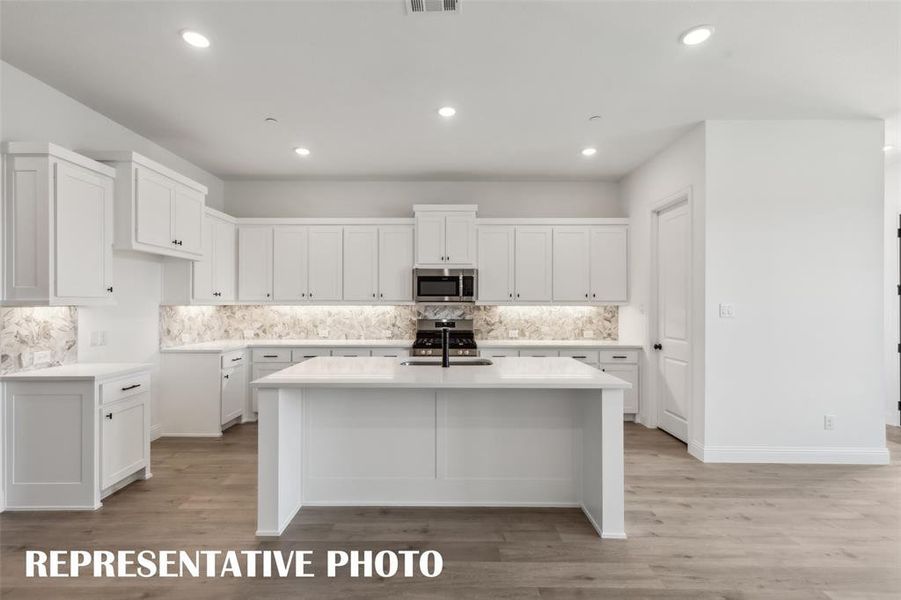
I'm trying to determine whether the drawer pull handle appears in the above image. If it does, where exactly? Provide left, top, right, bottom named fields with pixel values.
left=231, top=357, right=242, bottom=362
left=120, top=384, right=141, bottom=391
left=572, top=355, right=587, bottom=359
left=612, top=355, right=627, bottom=359
left=262, top=354, right=279, bottom=358
left=303, top=355, right=317, bottom=358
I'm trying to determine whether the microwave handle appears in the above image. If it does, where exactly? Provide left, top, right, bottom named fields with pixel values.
left=459, top=273, right=464, bottom=302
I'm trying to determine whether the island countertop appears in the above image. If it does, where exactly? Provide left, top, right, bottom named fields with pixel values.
left=252, top=356, right=632, bottom=390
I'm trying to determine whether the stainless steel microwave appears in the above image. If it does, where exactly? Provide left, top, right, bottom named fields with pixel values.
left=413, top=269, right=477, bottom=303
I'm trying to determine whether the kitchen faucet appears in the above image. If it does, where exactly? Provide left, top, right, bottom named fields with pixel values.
left=441, top=327, right=450, bottom=368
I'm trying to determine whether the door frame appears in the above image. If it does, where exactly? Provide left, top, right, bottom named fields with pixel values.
left=647, top=187, right=694, bottom=445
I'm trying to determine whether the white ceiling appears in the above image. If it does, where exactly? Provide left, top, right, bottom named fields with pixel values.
left=1, top=1, right=899, bottom=180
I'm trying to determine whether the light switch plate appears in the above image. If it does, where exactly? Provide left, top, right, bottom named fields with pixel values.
left=583, top=330, right=595, bottom=338
left=719, top=303, right=735, bottom=318
left=318, top=328, right=329, bottom=338
left=90, top=331, right=107, bottom=346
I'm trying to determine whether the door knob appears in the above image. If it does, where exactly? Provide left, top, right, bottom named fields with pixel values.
left=653, top=343, right=663, bottom=350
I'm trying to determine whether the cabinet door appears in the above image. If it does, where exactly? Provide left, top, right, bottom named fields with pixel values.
left=173, top=185, right=205, bottom=256
left=192, top=216, right=216, bottom=302
left=552, top=227, right=591, bottom=302
left=221, top=366, right=245, bottom=425
left=343, top=227, right=379, bottom=301
left=134, top=167, right=175, bottom=250
left=444, top=213, right=475, bottom=265
left=477, top=226, right=515, bottom=302
left=601, top=363, right=639, bottom=413
left=590, top=226, right=629, bottom=303
left=273, top=227, right=308, bottom=302
left=514, top=227, right=553, bottom=301
left=308, top=227, right=343, bottom=301
left=252, top=364, right=288, bottom=412
left=415, top=214, right=445, bottom=265
left=54, top=161, right=114, bottom=300
left=212, top=217, right=236, bottom=301
left=378, top=226, right=414, bottom=302
left=238, top=226, right=273, bottom=301
left=101, top=396, right=148, bottom=489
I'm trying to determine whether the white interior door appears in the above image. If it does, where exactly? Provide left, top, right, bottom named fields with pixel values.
left=655, top=200, right=691, bottom=442
left=343, top=227, right=379, bottom=301
left=273, top=227, right=308, bottom=301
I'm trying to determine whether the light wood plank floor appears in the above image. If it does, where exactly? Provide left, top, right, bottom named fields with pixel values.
left=2, top=423, right=898, bottom=599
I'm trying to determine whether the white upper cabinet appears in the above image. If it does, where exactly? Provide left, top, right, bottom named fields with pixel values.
left=273, top=226, right=309, bottom=302
left=477, top=226, right=515, bottom=303
left=514, top=227, right=553, bottom=302
left=378, top=225, right=414, bottom=302
left=3, top=143, right=115, bottom=306
left=162, top=208, right=236, bottom=305
left=238, top=226, right=273, bottom=302
left=86, top=151, right=207, bottom=261
left=343, top=227, right=379, bottom=301
left=414, top=205, right=476, bottom=267
left=307, top=227, right=343, bottom=301
left=589, top=226, right=629, bottom=304
left=553, top=227, right=591, bottom=302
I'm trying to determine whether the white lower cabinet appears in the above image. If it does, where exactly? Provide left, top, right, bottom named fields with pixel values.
left=600, top=363, right=639, bottom=414
left=101, top=395, right=149, bottom=490
left=2, top=365, right=152, bottom=510
left=160, top=350, right=247, bottom=436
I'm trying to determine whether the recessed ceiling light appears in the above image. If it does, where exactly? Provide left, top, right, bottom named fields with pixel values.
left=294, top=147, right=311, bottom=157
left=680, top=25, right=714, bottom=46
left=884, top=144, right=895, bottom=152
left=438, top=106, right=457, bottom=118
left=181, top=30, right=210, bottom=48
left=581, top=147, right=597, bottom=157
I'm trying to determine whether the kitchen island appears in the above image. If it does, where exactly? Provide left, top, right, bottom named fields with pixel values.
left=252, top=356, right=630, bottom=539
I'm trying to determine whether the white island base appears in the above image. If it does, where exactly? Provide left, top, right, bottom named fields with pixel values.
left=254, top=357, right=628, bottom=539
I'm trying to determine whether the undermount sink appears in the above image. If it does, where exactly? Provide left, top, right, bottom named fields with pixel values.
left=400, top=359, right=494, bottom=366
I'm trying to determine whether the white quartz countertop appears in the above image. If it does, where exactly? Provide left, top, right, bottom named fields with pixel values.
left=252, top=357, right=632, bottom=390
left=0, top=362, right=153, bottom=381
left=160, top=338, right=641, bottom=354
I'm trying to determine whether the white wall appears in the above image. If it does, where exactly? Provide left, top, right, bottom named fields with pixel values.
left=1, top=61, right=227, bottom=437
left=619, top=124, right=707, bottom=448
left=885, top=156, right=900, bottom=426
left=0, top=62, right=225, bottom=209
left=225, top=180, right=622, bottom=218
left=703, top=120, right=886, bottom=462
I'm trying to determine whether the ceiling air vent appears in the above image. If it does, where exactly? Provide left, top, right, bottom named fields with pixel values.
left=406, top=0, right=460, bottom=15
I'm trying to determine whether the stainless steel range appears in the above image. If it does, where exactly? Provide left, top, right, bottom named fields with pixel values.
left=410, top=319, right=478, bottom=357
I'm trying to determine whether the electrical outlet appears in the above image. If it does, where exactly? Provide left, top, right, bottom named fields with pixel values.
left=508, top=329, right=519, bottom=338
left=318, top=328, right=329, bottom=338
left=719, top=303, right=735, bottom=318
left=382, top=330, right=392, bottom=339
left=824, top=414, right=835, bottom=430
left=583, top=329, right=595, bottom=339
left=33, top=350, right=51, bottom=366
left=90, top=331, right=107, bottom=347
left=243, top=329, right=255, bottom=340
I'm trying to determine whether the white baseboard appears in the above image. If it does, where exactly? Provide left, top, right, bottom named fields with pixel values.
left=150, top=424, right=163, bottom=441
left=156, top=432, right=223, bottom=438
left=691, top=443, right=890, bottom=465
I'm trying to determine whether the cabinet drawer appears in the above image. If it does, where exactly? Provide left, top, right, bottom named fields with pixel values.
left=101, top=372, right=151, bottom=405
left=331, top=349, right=371, bottom=357
left=598, top=349, right=639, bottom=363
left=519, top=349, right=560, bottom=358
left=559, top=349, right=600, bottom=365
left=221, top=350, right=246, bottom=369
left=482, top=349, right=518, bottom=358
left=291, top=348, right=331, bottom=362
left=253, top=349, right=291, bottom=363
left=370, top=348, right=409, bottom=358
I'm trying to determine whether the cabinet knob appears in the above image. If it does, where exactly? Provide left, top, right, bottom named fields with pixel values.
left=509, top=293, right=513, bottom=298
left=172, top=239, right=178, bottom=245
left=592, top=293, right=596, bottom=298
left=266, top=293, right=271, bottom=298
left=653, top=343, right=663, bottom=351
left=224, top=374, right=230, bottom=379
left=585, top=293, right=588, bottom=298
left=105, top=413, right=113, bottom=420
left=516, top=293, right=520, bottom=298
left=301, top=293, right=306, bottom=297
left=380, top=293, right=383, bottom=298
left=177, top=240, right=183, bottom=246
left=107, top=286, right=114, bottom=293
left=372, top=293, right=376, bottom=298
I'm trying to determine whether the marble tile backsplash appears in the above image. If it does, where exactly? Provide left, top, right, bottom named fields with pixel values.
left=0, top=307, right=78, bottom=374
left=160, top=304, right=618, bottom=347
